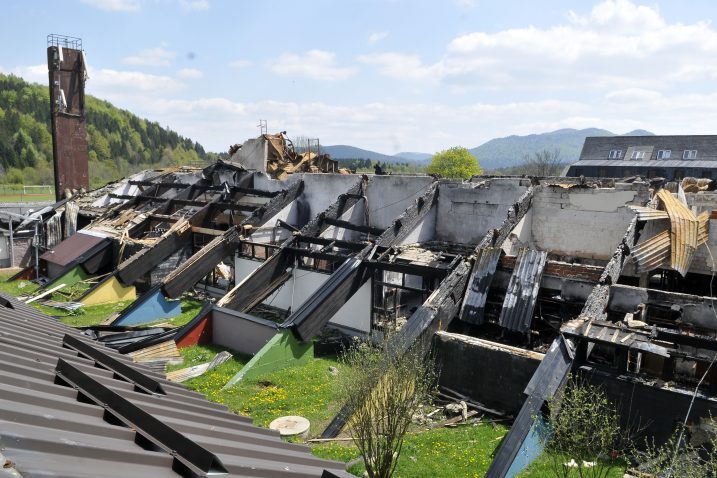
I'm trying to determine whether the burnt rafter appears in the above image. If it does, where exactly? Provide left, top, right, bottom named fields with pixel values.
left=321, top=217, right=385, bottom=237
left=156, top=182, right=304, bottom=299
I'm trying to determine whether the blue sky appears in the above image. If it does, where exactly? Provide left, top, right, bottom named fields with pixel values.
left=2, top=0, right=717, bottom=154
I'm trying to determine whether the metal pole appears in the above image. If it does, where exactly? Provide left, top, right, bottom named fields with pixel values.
left=8, top=220, right=13, bottom=268
left=34, top=222, right=39, bottom=279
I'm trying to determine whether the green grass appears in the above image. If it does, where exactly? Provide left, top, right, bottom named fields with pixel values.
left=312, top=423, right=510, bottom=478
left=176, top=345, right=346, bottom=436
left=0, top=271, right=204, bottom=328
left=517, top=453, right=627, bottom=478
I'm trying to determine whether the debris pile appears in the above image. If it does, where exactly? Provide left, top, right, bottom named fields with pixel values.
left=228, top=132, right=350, bottom=180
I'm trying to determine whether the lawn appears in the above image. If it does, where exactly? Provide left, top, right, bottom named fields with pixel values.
left=0, top=269, right=204, bottom=328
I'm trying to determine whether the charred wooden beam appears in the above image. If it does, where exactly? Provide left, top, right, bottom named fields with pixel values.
left=162, top=228, right=241, bottom=299
left=322, top=217, right=384, bottom=236
left=608, top=283, right=717, bottom=332
left=128, top=180, right=192, bottom=188
left=285, top=247, right=347, bottom=263
left=116, top=222, right=192, bottom=286
left=321, top=260, right=471, bottom=438
left=283, top=253, right=371, bottom=342
left=364, top=259, right=451, bottom=278
left=300, top=178, right=367, bottom=238
left=217, top=247, right=294, bottom=311
left=294, top=234, right=367, bottom=251
left=376, top=184, right=438, bottom=247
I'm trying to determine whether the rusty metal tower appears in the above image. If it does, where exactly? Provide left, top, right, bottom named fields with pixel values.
left=47, top=34, right=90, bottom=201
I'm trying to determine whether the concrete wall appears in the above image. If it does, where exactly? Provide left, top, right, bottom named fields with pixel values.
left=434, top=331, right=543, bottom=414
left=436, top=180, right=529, bottom=244
left=525, top=185, right=645, bottom=260
left=364, top=175, right=434, bottom=229
left=233, top=257, right=372, bottom=333
left=399, top=207, right=437, bottom=245
left=212, top=308, right=277, bottom=355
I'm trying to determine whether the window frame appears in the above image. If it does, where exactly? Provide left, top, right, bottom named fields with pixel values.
left=657, top=150, right=671, bottom=160
left=630, top=150, right=646, bottom=160
left=608, top=149, right=622, bottom=159
left=683, top=150, right=698, bottom=160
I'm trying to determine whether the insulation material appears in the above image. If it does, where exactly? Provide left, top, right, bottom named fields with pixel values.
left=43, top=212, right=63, bottom=250
left=166, top=351, right=232, bottom=382
left=64, top=201, right=79, bottom=237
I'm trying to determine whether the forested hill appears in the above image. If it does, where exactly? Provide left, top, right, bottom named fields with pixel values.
left=0, top=73, right=219, bottom=188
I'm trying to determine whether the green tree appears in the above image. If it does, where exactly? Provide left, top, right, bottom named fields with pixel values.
left=426, top=146, right=481, bottom=179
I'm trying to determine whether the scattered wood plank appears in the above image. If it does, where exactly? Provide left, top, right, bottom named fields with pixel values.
left=26, top=283, right=66, bottom=303
left=439, top=410, right=479, bottom=428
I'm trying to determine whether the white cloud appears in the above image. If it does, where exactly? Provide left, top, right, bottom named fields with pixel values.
left=80, top=0, right=141, bottom=11
left=267, top=50, right=356, bottom=81
left=365, top=0, right=717, bottom=93
left=123, top=47, right=176, bottom=67
left=179, top=0, right=209, bottom=11
left=368, top=32, right=388, bottom=45
left=6, top=64, right=47, bottom=84
left=229, top=59, right=253, bottom=69
left=177, top=68, right=203, bottom=79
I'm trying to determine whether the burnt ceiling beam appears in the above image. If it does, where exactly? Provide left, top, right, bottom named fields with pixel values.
left=216, top=245, right=294, bottom=311
left=128, top=180, right=192, bottom=188
left=322, top=260, right=471, bottom=438
left=321, top=217, right=384, bottom=237
left=364, top=259, right=451, bottom=278
left=162, top=227, right=241, bottom=299
left=154, top=181, right=304, bottom=299
left=608, top=283, right=717, bottom=332
left=375, top=183, right=439, bottom=247
left=294, top=234, right=367, bottom=251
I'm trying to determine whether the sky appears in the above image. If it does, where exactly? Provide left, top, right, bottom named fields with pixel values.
left=2, top=0, right=717, bottom=155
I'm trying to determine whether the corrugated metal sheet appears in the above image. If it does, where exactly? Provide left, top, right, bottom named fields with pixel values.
left=631, top=230, right=671, bottom=272
left=39, top=231, right=106, bottom=266
left=629, top=206, right=669, bottom=221
left=656, top=189, right=699, bottom=276
left=498, top=248, right=547, bottom=333
left=698, top=211, right=710, bottom=246
left=0, top=292, right=351, bottom=478
left=459, top=247, right=502, bottom=325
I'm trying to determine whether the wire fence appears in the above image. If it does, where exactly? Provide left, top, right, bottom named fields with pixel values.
left=0, top=185, right=55, bottom=202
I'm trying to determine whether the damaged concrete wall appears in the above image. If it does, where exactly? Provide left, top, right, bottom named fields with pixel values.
left=364, top=175, right=434, bottom=229
left=436, top=179, right=531, bottom=245
left=526, top=185, right=646, bottom=260
left=435, top=331, right=544, bottom=414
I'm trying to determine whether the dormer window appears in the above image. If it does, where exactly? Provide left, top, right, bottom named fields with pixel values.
left=683, top=150, right=698, bottom=160
left=631, top=151, right=646, bottom=160
left=608, top=149, right=622, bottom=159
left=657, top=150, right=671, bottom=159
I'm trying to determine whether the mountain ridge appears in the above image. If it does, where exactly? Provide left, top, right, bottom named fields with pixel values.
left=323, top=128, right=655, bottom=170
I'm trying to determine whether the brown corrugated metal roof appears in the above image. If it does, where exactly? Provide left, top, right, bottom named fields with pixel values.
left=631, top=230, right=670, bottom=273
left=39, top=231, right=107, bottom=266
left=0, top=293, right=351, bottom=478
